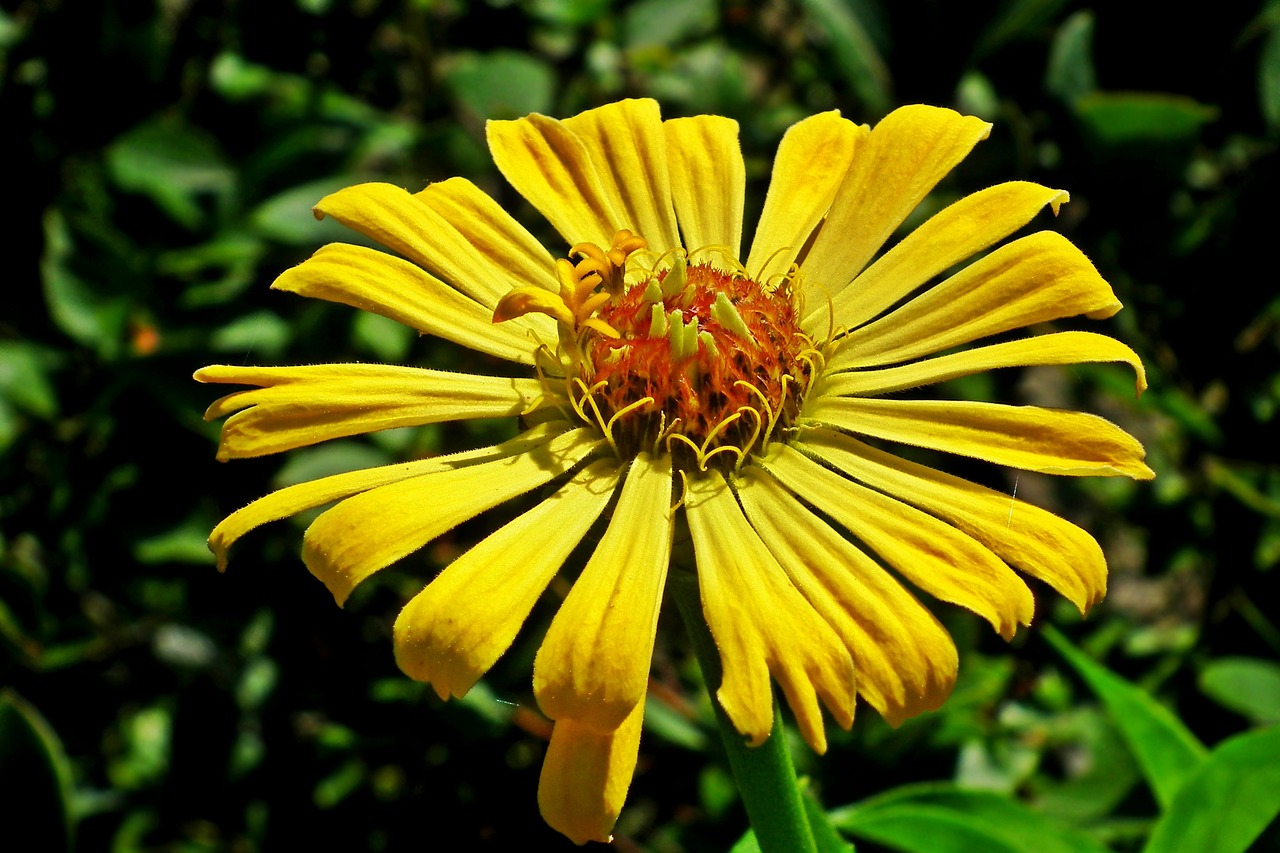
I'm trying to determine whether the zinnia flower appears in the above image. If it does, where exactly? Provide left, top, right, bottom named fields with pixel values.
left=197, top=99, right=1152, bottom=844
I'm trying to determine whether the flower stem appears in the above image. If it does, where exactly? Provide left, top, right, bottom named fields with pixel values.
left=671, top=570, right=819, bottom=853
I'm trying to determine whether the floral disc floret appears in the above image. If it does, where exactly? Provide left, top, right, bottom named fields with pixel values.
left=496, top=231, right=817, bottom=471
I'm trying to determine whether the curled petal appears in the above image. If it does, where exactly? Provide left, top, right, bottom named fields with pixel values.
left=538, top=701, right=644, bottom=846
left=797, top=428, right=1109, bottom=612
left=394, top=460, right=619, bottom=699
left=535, top=454, right=674, bottom=731
left=302, top=427, right=603, bottom=605
left=760, top=445, right=1034, bottom=639
left=736, top=467, right=957, bottom=725
left=684, top=471, right=856, bottom=753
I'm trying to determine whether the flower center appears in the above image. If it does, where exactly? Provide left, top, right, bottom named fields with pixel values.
left=495, top=232, right=817, bottom=472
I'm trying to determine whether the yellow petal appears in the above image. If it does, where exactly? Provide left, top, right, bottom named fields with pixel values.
left=205, top=421, right=572, bottom=571
left=760, top=445, right=1034, bottom=639
left=797, top=428, right=1108, bottom=613
left=535, top=453, right=673, bottom=731
left=745, top=111, right=865, bottom=283
left=826, top=231, right=1122, bottom=371
left=312, top=182, right=560, bottom=320
left=414, top=176, right=559, bottom=300
left=538, top=701, right=644, bottom=846
left=684, top=471, right=856, bottom=753
left=271, top=243, right=549, bottom=364
left=801, top=396, right=1155, bottom=479
left=561, top=99, right=681, bottom=253
left=820, top=331, right=1148, bottom=397
left=487, top=111, right=621, bottom=249
left=798, top=105, right=992, bottom=293
left=817, top=182, right=1070, bottom=333
left=394, top=459, right=619, bottom=699
left=197, top=363, right=553, bottom=459
left=302, top=427, right=603, bottom=605
left=735, top=467, right=957, bottom=725
left=664, top=115, right=745, bottom=257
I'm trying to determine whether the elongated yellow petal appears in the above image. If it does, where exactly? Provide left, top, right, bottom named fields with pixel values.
left=664, top=115, right=745, bottom=256
left=818, top=182, right=1070, bottom=333
left=799, top=105, right=992, bottom=295
left=394, top=459, right=619, bottom=699
left=205, top=421, right=573, bottom=571
left=802, top=396, right=1154, bottom=479
left=684, top=472, right=856, bottom=753
left=414, top=176, right=559, bottom=297
left=197, top=363, right=553, bottom=459
left=821, top=331, right=1148, bottom=397
left=534, top=453, right=673, bottom=731
left=562, top=99, right=680, bottom=253
left=797, top=427, right=1108, bottom=612
left=826, top=231, right=1121, bottom=371
left=302, top=427, right=604, bottom=605
left=487, top=111, right=621, bottom=249
left=760, top=445, right=1034, bottom=639
left=538, top=701, right=644, bottom=845
left=271, top=243, right=549, bottom=364
left=735, top=467, right=957, bottom=725
left=745, top=111, right=865, bottom=283
left=312, top=182, right=561, bottom=318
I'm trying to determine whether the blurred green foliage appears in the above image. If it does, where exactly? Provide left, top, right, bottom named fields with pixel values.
left=3, top=0, right=1279, bottom=850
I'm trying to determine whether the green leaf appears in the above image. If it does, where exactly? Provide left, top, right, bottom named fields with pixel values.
left=1073, top=92, right=1217, bottom=150
left=1199, top=657, right=1280, bottom=724
left=41, top=211, right=129, bottom=358
left=1045, top=10, right=1096, bottom=103
left=831, top=784, right=1110, bottom=853
left=105, top=115, right=235, bottom=230
left=973, top=0, right=1071, bottom=60
left=249, top=178, right=361, bottom=247
left=0, top=690, right=75, bottom=853
left=795, top=0, right=892, bottom=117
left=1043, top=626, right=1206, bottom=810
left=1261, top=18, right=1280, bottom=132
left=803, top=789, right=856, bottom=853
left=0, top=341, right=59, bottom=419
left=624, top=0, right=716, bottom=49
left=1143, top=726, right=1280, bottom=853
left=444, top=51, right=555, bottom=120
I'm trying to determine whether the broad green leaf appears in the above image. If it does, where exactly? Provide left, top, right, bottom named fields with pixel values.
left=1043, top=626, right=1206, bottom=810
left=444, top=51, right=555, bottom=120
left=0, top=691, right=75, bottom=853
left=1046, top=10, right=1096, bottom=103
left=1143, top=726, right=1280, bottom=853
left=796, top=0, right=892, bottom=117
left=249, top=178, right=365, bottom=246
left=105, top=115, right=235, bottom=230
left=41, top=211, right=129, bottom=358
left=0, top=341, right=59, bottom=419
left=832, top=784, right=1110, bottom=853
left=1199, top=657, right=1280, bottom=724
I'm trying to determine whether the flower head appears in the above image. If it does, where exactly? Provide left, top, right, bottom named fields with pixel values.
left=197, top=99, right=1152, bottom=844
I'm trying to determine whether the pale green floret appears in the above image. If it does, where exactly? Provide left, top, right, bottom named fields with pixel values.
left=698, top=330, right=718, bottom=357
left=642, top=281, right=664, bottom=303
left=711, top=292, right=753, bottom=343
left=661, top=254, right=687, bottom=301
left=648, top=303, right=669, bottom=338
left=670, top=313, right=700, bottom=360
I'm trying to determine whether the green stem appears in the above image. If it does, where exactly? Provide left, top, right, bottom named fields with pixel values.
left=671, top=570, right=818, bottom=853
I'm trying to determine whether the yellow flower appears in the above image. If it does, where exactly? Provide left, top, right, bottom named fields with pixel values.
left=196, top=99, right=1152, bottom=844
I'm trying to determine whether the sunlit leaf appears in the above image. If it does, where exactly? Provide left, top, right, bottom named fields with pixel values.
left=1143, top=726, right=1280, bottom=853
left=444, top=51, right=555, bottom=120
left=1199, top=658, right=1280, bottom=724
left=1043, top=626, right=1206, bottom=810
